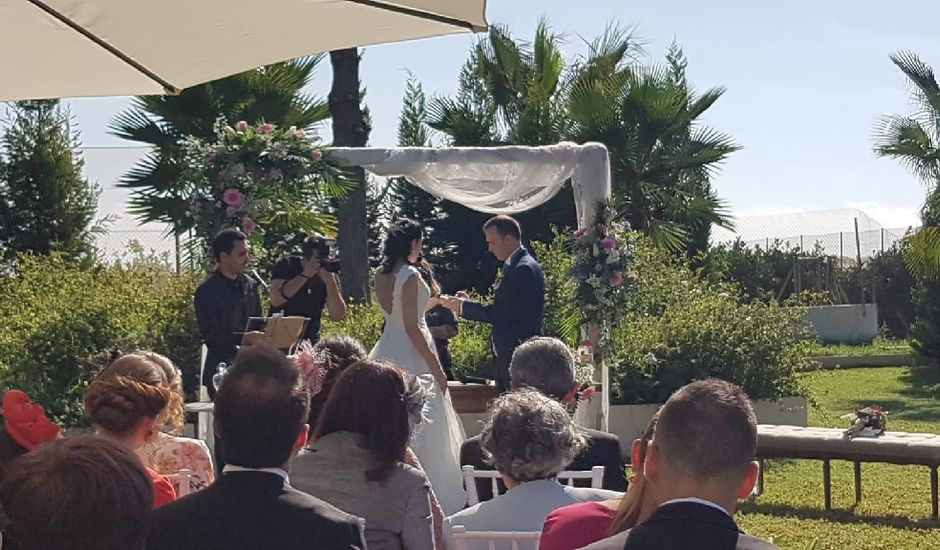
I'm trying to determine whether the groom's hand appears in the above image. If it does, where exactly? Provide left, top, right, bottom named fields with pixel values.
left=441, top=296, right=463, bottom=313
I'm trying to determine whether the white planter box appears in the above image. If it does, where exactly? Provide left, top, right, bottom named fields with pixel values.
left=608, top=396, right=808, bottom=447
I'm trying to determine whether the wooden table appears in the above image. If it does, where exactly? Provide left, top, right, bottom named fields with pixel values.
left=756, top=424, right=940, bottom=517
left=448, top=382, right=497, bottom=414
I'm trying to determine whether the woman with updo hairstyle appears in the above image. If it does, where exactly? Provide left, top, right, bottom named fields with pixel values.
left=306, top=333, right=368, bottom=432
left=291, top=360, right=435, bottom=550
left=83, top=352, right=178, bottom=508
left=135, top=352, right=215, bottom=493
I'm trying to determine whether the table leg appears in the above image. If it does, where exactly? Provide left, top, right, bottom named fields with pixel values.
left=756, top=458, right=765, bottom=497
left=823, top=459, right=832, bottom=510
left=931, top=466, right=938, bottom=519
left=854, top=462, right=862, bottom=504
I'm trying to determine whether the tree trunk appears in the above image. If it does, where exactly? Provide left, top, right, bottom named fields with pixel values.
left=329, top=48, right=371, bottom=302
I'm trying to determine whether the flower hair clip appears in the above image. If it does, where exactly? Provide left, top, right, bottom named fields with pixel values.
left=288, top=340, right=328, bottom=397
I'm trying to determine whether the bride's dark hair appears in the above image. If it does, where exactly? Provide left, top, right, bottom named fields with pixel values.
left=380, top=219, right=423, bottom=274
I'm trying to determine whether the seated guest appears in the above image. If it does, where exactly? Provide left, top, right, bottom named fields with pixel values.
left=83, top=353, right=178, bottom=508
left=461, top=337, right=626, bottom=502
left=147, top=346, right=366, bottom=550
left=306, top=333, right=369, bottom=430
left=582, top=379, right=777, bottom=550
left=0, top=436, right=153, bottom=550
left=0, top=390, right=62, bottom=479
left=540, top=414, right=658, bottom=550
left=136, top=352, right=215, bottom=493
left=445, top=389, right=620, bottom=550
left=292, top=359, right=435, bottom=550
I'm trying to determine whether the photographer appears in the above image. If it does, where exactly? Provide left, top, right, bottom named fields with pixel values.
left=269, top=235, right=346, bottom=343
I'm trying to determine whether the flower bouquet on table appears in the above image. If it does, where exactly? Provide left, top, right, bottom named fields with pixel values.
left=841, top=405, right=887, bottom=438
left=570, top=201, right=635, bottom=359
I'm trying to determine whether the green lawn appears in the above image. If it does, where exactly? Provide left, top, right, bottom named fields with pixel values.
left=807, top=338, right=912, bottom=357
left=736, top=366, right=940, bottom=549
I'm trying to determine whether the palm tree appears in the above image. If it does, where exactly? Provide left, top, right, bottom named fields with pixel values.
left=567, top=43, right=738, bottom=253
left=110, top=57, right=329, bottom=234
left=874, top=51, right=940, bottom=278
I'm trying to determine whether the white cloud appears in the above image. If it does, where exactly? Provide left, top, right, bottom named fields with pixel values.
left=845, top=201, right=919, bottom=229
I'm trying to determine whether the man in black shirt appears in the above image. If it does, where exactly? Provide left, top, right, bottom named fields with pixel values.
left=269, top=235, right=346, bottom=343
left=193, top=229, right=262, bottom=399
left=426, top=304, right=458, bottom=381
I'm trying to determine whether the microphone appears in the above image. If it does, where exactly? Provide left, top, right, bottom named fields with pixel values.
left=248, top=268, right=269, bottom=291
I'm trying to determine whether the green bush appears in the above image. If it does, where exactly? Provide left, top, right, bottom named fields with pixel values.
left=0, top=254, right=201, bottom=426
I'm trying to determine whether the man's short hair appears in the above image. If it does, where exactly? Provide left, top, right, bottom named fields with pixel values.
left=483, top=215, right=522, bottom=240
left=653, top=379, right=757, bottom=482
left=509, top=337, right=575, bottom=401
left=210, top=228, right=247, bottom=261
left=214, top=346, right=309, bottom=468
left=0, top=436, right=152, bottom=550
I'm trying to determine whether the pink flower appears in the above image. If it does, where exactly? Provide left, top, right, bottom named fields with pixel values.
left=225, top=205, right=238, bottom=217
left=257, top=123, right=275, bottom=134
left=295, top=129, right=307, bottom=139
left=311, top=149, right=323, bottom=161
left=601, top=236, right=617, bottom=250
left=574, top=227, right=587, bottom=238
left=222, top=188, right=243, bottom=207
left=611, top=271, right=623, bottom=287
left=594, top=263, right=603, bottom=273
left=235, top=121, right=249, bottom=132
left=242, top=218, right=256, bottom=236
left=581, top=387, right=597, bottom=400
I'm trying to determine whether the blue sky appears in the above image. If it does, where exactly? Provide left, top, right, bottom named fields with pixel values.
left=64, top=0, right=940, bottom=249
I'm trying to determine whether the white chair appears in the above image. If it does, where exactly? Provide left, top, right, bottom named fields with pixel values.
left=165, top=468, right=193, bottom=498
left=451, top=525, right=540, bottom=550
left=461, top=465, right=606, bottom=506
left=186, top=344, right=215, bottom=453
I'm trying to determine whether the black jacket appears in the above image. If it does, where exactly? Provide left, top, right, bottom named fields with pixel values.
left=623, top=501, right=744, bottom=550
left=147, top=471, right=365, bottom=550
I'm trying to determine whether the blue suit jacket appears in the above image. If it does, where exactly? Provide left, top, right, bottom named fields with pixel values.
left=461, top=248, right=545, bottom=363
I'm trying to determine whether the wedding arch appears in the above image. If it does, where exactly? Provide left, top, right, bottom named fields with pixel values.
left=328, top=142, right=614, bottom=430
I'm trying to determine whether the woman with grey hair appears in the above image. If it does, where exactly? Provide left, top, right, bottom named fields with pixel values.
left=445, top=389, right=621, bottom=549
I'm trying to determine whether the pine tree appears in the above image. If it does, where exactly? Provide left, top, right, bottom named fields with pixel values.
left=391, top=75, right=438, bottom=223
left=0, top=100, right=103, bottom=262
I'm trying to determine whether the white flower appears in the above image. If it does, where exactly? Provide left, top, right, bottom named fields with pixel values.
left=605, top=251, right=621, bottom=264
left=592, top=244, right=600, bottom=257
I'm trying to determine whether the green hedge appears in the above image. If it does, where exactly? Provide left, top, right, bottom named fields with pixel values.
left=0, top=255, right=201, bottom=426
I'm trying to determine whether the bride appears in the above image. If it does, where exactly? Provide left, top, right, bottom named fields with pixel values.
left=370, top=219, right=467, bottom=514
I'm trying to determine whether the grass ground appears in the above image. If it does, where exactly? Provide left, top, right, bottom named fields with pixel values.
left=736, top=366, right=940, bottom=549
left=807, top=338, right=912, bottom=357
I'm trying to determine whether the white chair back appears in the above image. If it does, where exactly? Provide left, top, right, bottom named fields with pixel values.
left=451, top=526, right=540, bottom=550
left=557, top=465, right=605, bottom=487
left=461, top=465, right=606, bottom=506
left=165, top=468, right=193, bottom=498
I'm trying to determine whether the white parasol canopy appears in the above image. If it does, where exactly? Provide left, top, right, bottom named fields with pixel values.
left=0, top=0, right=487, bottom=101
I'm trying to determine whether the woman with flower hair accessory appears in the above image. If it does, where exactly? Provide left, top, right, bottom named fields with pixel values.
left=291, top=360, right=436, bottom=550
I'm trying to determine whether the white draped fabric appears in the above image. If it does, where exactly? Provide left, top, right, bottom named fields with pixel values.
left=328, top=142, right=611, bottom=227
left=328, top=142, right=613, bottom=430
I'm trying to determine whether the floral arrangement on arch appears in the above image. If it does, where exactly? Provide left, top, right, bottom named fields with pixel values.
left=570, top=201, right=635, bottom=356
left=184, top=120, right=348, bottom=248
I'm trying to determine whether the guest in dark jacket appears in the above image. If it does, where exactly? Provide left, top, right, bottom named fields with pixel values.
left=147, top=346, right=366, bottom=550
left=460, top=337, right=626, bottom=501
left=581, top=379, right=776, bottom=550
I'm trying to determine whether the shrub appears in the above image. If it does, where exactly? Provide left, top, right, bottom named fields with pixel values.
left=538, top=232, right=813, bottom=404
left=0, top=254, right=201, bottom=426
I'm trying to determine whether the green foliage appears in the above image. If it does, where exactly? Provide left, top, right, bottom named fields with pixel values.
left=0, top=100, right=104, bottom=262
left=320, top=300, right=385, bottom=350
left=0, top=255, right=201, bottom=426
left=110, top=57, right=329, bottom=232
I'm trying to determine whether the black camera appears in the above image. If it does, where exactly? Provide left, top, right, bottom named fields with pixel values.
left=302, top=236, right=341, bottom=273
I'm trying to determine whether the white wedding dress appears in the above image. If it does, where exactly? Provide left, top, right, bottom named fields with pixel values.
left=370, top=265, right=467, bottom=514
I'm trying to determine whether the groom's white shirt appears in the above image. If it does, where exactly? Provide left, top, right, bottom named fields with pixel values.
left=504, top=246, right=523, bottom=266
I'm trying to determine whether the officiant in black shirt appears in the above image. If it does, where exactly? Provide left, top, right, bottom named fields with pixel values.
left=269, top=235, right=346, bottom=343
left=194, top=229, right=263, bottom=399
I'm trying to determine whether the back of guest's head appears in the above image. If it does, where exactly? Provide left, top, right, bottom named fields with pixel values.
left=214, top=346, right=309, bottom=468
left=509, top=337, right=576, bottom=401
left=314, top=360, right=426, bottom=483
left=308, top=334, right=368, bottom=428
left=0, top=435, right=152, bottom=550
left=483, top=215, right=522, bottom=240
left=135, top=351, right=185, bottom=435
left=654, top=379, right=757, bottom=483
left=480, top=388, right=586, bottom=482
left=83, top=354, right=172, bottom=437
left=210, top=228, right=248, bottom=261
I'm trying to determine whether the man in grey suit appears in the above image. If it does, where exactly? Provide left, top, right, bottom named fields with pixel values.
left=147, top=346, right=366, bottom=550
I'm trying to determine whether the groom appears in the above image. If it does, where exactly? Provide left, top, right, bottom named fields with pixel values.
left=444, top=215, right=545, bottom=393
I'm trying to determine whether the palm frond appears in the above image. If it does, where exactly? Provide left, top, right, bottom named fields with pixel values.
left=903, top=225, right=940, bottom=279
